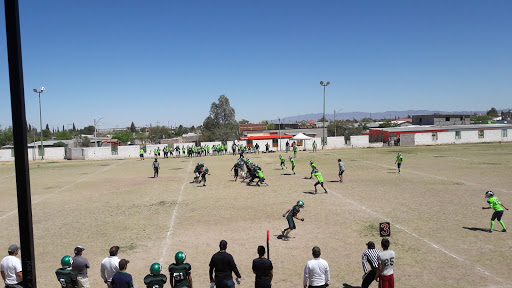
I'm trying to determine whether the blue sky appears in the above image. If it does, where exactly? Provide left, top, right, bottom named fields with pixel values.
left=1, top=0, right=511, bottom=129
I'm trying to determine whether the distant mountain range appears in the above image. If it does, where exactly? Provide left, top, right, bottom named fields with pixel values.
left=269, top=108, right=512, bottom=123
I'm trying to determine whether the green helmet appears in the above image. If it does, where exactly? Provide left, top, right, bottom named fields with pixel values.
left=61, top=255, right=73, bottom=268
left=175, top=251, right=186, bottom=265
left=150, top=263, right=161, bottom=275
left=297, top=200, right=304, bottom=208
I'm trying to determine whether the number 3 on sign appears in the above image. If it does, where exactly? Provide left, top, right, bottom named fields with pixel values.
left=380, top=222, right=390, bottom=237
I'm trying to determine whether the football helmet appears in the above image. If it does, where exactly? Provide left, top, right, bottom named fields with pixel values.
left=150, top=263, right=161, bottom=275
left=61, top=255, right=73, bottom=268
left=297, top=200, right=304, bottom=208
left=314, top=169, right=319, bottom=173
left=485, top=191, right=494, bottom=198
left=310, top=160, right=314, bottom=164
left=175, top=251, right=186, bottom=265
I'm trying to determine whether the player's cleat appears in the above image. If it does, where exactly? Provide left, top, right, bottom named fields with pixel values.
left=325, top=190, right=328, bottom=194
left=489, top=229, right=493, bottom=233
left=281, top=229, right=285, bottom=236
left=502, top=229, right=507, bottom=232
left=283, top=236, right=289, bottom=241
left=314, top=191, right=317, bottom=194
left=266, top=183, right=269, bottom=186
left=256, top=183, right=260, bottom=186
left=203, top=184, right=206, bottom=186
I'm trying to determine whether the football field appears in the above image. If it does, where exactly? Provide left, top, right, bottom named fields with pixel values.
left=1, top=143, right=511, bottom=288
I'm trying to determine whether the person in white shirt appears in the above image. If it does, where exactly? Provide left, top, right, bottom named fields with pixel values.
left=1, top=244, right=23, bottom=288
left=100, top=246, right=120, bottom=287
left=303, top=246, right=330, bottom=288
left=375, top=238, right=395, bottom=288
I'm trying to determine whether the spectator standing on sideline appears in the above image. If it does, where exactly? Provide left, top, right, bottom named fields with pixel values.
left=209, top=240, right=242, bottom=288
left=72, top=246, right=90, bottom=288
left=56, top=255, right=78, bottom=288
left=285, top=141, right=290, bottom=153
left=168, top=251, right=192, bottom=288
left=101, top=246, right=120, bottom=287
left=361, top=241, right=380, bottom=288
left=153, top=158, right=160, bottom=177
left=375, top=239, right=395, bottom=288
left=312, top=141, right=317, bottom=152
left=144, top=263, right=167, bottom=288
left=252, top=246, right=273, bottom=288
left=255, top=143, right=260, bottom=155
left=303, top=246, right=330, bottom=288
left=139, top=148, right=145, bottom=160
left=1, top=244, right=23, bottom=288
left=293, top=143, right=298, bottom=158
left=338, top=159, right=345, bottom=183
left=111, top=259, right=133, bottom=288
left=265, top=143, right=269, bottom=153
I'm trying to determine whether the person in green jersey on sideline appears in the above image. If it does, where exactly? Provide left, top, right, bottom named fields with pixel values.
left=395, top=153, right=403, bottom=174
left=279, top=155, right=287, bottom=169
left=313, top=140, right=317, bottom=152
left=169, top=251, right=193, bottom=288
left=482, top=191, right=509, bottom=233
left=139, top=148, right=145, bottom=160
left=56, top=255, right=78, bottom=288
left=289, top=156, right=296, bottom=174
left=293, top=143, right=298, bottom=158
left=313, top=169, right=328, bottom=194
left=143, top=263, right=167, bottom=288
left=309, top=160, right=317, bottom=179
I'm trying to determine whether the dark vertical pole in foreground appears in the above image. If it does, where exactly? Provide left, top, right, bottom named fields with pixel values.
left=4, top=1, right=37, bottom=287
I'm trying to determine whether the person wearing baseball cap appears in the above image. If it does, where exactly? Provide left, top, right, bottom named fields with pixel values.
left=72, top=246, right=90, bottom=288
left=361, top=241, right=380, bottom=288
left=1, top=244, right=23, bottom=288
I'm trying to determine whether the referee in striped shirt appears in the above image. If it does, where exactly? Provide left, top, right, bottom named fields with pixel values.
left=361, top=241, right=380, bottom=288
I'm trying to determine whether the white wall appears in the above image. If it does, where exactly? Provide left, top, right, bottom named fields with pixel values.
left=83, top=147, right=112, bottom=160
left=118, top=146, right=140, bottom=158
left=350, top=135, right=370, bottom=148
left=0, top=147, right=65, bottom=162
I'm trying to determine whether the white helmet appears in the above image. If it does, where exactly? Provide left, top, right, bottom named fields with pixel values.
left=485, top=191, right=494, bottom=198
left=398, top=153, right=401, bottom=156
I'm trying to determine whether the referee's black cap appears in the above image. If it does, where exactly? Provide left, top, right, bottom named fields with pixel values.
left=366, top=241, right=375, bottom=249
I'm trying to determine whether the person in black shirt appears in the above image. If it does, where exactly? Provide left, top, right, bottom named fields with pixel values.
left=209, top=240, right=242, bottom=288
left=252, top=246, right=273, bottom=288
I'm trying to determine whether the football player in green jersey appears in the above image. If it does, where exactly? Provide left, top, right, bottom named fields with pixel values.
left=56, top=255, right=78, bottom=288
left=313, top=169, right=328, bottom=194
left=279, top=155, right=287, bottom=169
left=281, top=201, right=305, bottom=241
left=482, top=191, right=509, bottom=233
left=144, top=263, right=168, bottom=288
left=309, top=160, right=317, bottom=179
left=289, top=156, right=296, bottom=174
left=169, top=251, right=193, bottom=288
left=395, top=153, right=403, bottom=174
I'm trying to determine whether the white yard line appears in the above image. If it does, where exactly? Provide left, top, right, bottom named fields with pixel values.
left=329, top=189, right=504, bottom=284
left=361, top=159, right=512, bottom=194
left=159, top=159, right=193, bottom=263
left=0, top=161, right=124, bottom=221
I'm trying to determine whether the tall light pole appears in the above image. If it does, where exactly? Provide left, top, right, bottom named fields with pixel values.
left=334, top=108, right=343, bottom=136
left=94, top=117, right=104, bottom=146
left=319, top=81, right=330, bottom=149
left=278, top=117, right=281, bottom=151
left=33, top=87, right=45, bottom=160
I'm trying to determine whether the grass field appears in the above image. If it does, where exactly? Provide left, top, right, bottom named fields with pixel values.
left=1, top=143, right=512, bottom=288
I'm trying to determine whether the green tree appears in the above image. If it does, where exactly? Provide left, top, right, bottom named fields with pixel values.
left=80, top=136, right=91, bottom=147
left=130, top=122, right=137, bottom=132
left=200, top=95, right=238, bottom=142
left=487, top=107, right=499, bottom=117
left=53, top=141, right=67, bottom=147
left=267, top=123, right=275, bottom=130
left=80, top=125, right=95, bottom=135
left=72, top=123, right=76, bottom=131
left=55, top=131, right=72, bottom=140
left=239, top=119, right=250, bottom=124
left=318, top=116, right=328, bottom=122
left=112, top=130, right=133, bottom=143
left=147, top=126, right=172, bottom=143
left=0, top=126, right=14, bottom=146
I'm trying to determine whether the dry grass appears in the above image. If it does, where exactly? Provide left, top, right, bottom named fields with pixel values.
left=1, top=142, right=511, bottom=288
